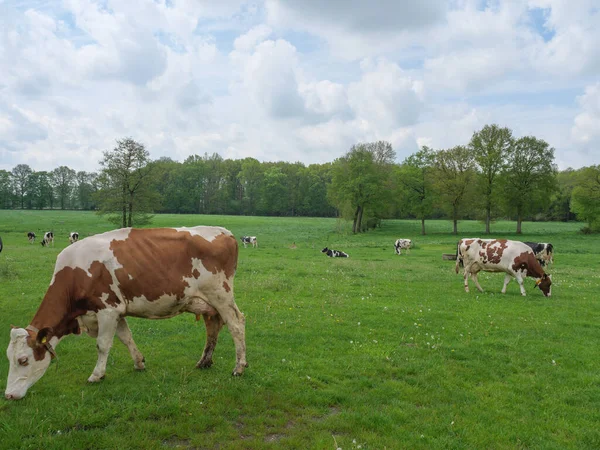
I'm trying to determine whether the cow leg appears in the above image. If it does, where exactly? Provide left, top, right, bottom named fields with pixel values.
left=116, top=318, right=145, bottom=370
left=515, top=275, right=527, bottom=296
left=463, top=269, right=470, bottom=293
left=471, top=273, right=484, bottom=292
left=215, top=299, right=247, bottom=376
left=88, top=311, right=120, bottom=383
left=501, top=273, right=512, bottom=294
left=196, top=313, right=224, bottom=369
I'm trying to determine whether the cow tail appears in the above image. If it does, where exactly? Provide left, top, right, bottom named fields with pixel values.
left=455, top=241, right=463, bottom=273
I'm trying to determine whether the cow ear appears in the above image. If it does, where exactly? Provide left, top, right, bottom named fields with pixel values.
left=36, top=327, right=54, bottom=345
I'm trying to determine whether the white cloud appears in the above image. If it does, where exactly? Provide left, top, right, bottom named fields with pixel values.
left=0, top=0, right=599, bottom=171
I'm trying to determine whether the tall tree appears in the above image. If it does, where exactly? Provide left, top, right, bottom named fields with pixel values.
left=469, top=124, right=513, bottom=234
left=95, top=138, right=156, bottom=227
left=328, top=141, right=395, bottom=233
left=11, top=164, right=33, bottom=209
left=397, top=147, right=436, bottom=235
left=0, top=170, right=13, bottom=209
left=52, top=166, right=76, bottom=210
left=433, top=146, right=476, bottom=234
left=571, top=165, right=600, bottom=231
left=502, top=136, right=557, bottom=233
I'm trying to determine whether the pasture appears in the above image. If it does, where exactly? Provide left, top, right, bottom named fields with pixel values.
left=0, top=210, right=599, bottom=449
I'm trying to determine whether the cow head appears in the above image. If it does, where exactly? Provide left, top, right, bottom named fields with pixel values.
left=321, top=247, right=328, bottom=253
left=534, top=274, right=552, bottom=297
left=5, top=327, right=55, bottom=400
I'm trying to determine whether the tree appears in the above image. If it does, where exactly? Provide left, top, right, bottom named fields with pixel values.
left=95, top=138, right=157, bottom=227
left=571, top=165, right=600, bottom=231
left=432, top=146, right=476, bottom=234
left=75, top=171, right=98, bottom=210
left=328, top=141, right=395, bottom=233
left=397, top=147, right=436, bottom=235
left=502, top=136, right=557, bottom=233
left=11, top=164, right=33, bottom=209
left=52, top=166, right=76, bottom=210
left=469, top=124, right=513, bottom=234
left=0, top=170, right=13, bottom=209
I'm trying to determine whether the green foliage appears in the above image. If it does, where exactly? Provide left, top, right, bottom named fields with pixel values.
left=571, top=165, right=600, bottom=231
left=95, top=138, right=157, bottom=228
left=1, top=211, right=599, bottom=449
left=469, top=124, right=513, bottom=233
left=431, top=145, right=477, bottom=234
left=501, top=136, right=558, bottom=233
left=328, top=141, right=395, bottom=233
left=397, top=146, right=437, bottom=234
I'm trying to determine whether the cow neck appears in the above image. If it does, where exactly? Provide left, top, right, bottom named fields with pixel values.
left=526, top=257, right=545, bottom=279
left=29, top=278, right=78, bottom=339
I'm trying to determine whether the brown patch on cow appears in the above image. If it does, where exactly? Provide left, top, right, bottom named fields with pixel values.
left=512, top=251, right=545, bottom=278
left=28, top=264, right=117, bottom=341
left=485, top=240, right=508, bottom=264
left=109, top=228, right=238, bottom=303
left=223, top=281, right=231, bottom=292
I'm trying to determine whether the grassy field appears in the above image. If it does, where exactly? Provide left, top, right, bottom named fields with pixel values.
left=0, top=210, right=599, bottom=449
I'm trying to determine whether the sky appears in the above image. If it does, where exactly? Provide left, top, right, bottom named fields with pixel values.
left=0, top=0, right=599, bottom=172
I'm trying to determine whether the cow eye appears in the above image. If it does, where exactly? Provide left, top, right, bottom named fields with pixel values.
left=18, top=356, right=29, bottom=366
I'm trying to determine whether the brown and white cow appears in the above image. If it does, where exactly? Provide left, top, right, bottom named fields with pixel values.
left=5, top=226, right=247, bottom=400
left=455, top=238, right=552, bottom=297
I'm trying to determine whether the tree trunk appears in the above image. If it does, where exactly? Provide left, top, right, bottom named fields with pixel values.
left=356, top=206, right=364, bottom=233
left=352, top=205, right=360, bottom=233
left=486, top=206, right=491, bottom=234
left=453, top=207, right=458, bottom=235
left=421, top=218, right=426, bottom=235
left=516, top=211, right=522, bottom=234
left=122, top=184, right=127, bottom=228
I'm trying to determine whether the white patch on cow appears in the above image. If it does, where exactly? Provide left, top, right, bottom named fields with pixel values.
left=175, top=226, right=232, bottom=242
left=50, top=228, right=132, bottom=285
left=126, top=294, right=183, bottom=319
left=100, top=292, right=109, bottom=303
left=128, top=274, right=133, bottom=280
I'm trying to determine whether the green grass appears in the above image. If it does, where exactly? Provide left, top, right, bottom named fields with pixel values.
left=0, top=211, right=599, bottom=449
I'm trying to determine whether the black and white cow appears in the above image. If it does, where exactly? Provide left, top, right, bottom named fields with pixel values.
left=0, top=235, right=3, bottom=253
left=240, top=236, right=257, bottom=248
left=69, top=232, right=80, bottom=245
left=321, top=247, right=349, bottom=258
left=41, top=232, right=54, bottom=247
left=394, top=239, right=412, bottom=255
left=27, top=232, right=36, bottom=244
left=523, top=242, right=554, bottom=267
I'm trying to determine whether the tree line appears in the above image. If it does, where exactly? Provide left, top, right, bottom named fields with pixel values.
left=0, top=126, right=598, bottom=233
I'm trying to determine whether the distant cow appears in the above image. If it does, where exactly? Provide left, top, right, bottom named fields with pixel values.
left=394, top=239, right=412, bottom=255
left=240, top=236, right=257, bottom=248
left=69, top=232, right=79, bottom=244
left=0, top=236, right=3, bottom=253
left=41, top=232, right=54, bottom=247
left=5, top=226, right=247, bottom=400
left=523, top=242, right=554, bottom=267
left=455, top=238, right=551, bottom=297
left=27, top=232, right=36, bottom=244
left=321, top=247, right=349, bottom=258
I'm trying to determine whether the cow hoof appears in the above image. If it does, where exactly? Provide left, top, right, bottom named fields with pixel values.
left=87, top=374, right=105, bottom=383
left=196, top=359, right=213, bottom=369
left=134, top=363, right=145, bottom=371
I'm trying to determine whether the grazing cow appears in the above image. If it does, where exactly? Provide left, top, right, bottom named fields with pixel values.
left=27, top=232, right=36, bottom=244
left=321, top=247, right=349, bottom=258
left=394, top=239, right=412, bottom=255
left=0, top=235, right=2, bottom=253
left=523, top=242, right=554, bottom=267
left=455, top=238, right=551, bottom=297
left=5, top=226, right=247, bottom=400
left=240, top=236, right=258, bottom=248
left=41, top=232, right=54, bottom=247
left=69, top=232, right=80, bottom=245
